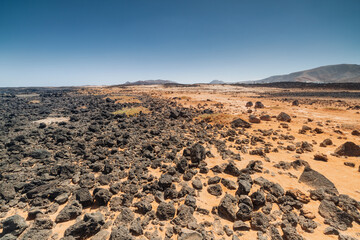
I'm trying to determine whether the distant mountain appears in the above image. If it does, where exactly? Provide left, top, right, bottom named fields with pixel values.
left=209, top=80, right=225, bottom=84
left=254, top=64, right=360, bottom=83
left=123, top=79, right=176, bottom=85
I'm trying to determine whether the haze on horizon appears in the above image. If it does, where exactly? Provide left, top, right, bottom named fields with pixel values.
left=0, top=0, right=360, bottom=87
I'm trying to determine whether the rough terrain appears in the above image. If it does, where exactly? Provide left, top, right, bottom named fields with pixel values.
left=0, top=84, right=360, bottom=240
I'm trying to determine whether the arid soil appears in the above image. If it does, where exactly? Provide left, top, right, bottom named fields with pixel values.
left=0, top=84, right=360, bottom=240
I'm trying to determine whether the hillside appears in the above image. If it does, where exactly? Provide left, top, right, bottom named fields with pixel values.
left=255, top=64, right=360, bottom=83
left=123, top=79, right=176, bottom=85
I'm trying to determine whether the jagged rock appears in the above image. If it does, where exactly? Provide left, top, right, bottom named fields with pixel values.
left=221, top=178, right=237, bottom=190
left=55, top=200, right=83, bottom=223
left=178, top=229, right=202, bottom=240
left=129, top=219, right=143, bottom=236
left=64, top=212, right=105, bottom=239
left=172, top=204, right=196, bottom=227
left=236, top=179, right=252, bottom=196
left=189, top=143, right=206, bottom=164
left=299, top=167, right=338, bottom=194
left=93, top=188, right=112, bottom=206
left=114, top=207, right=134, bottom=226
left=1, top=215, right=28, bottom=236
left=250, top=212, right=269, bottom=232
left=207, top=184, right=223, bottom=196
left=224, top=161, right=241, bottom=177
left=318, top=200, right=353, bottom=231
left=233, top=220, right=250, bottom=231
left=0, top=183, right=16, bottom=202
left=110, top=226, right=133, bottom=240
left=218, top=194, right=238, bottom=222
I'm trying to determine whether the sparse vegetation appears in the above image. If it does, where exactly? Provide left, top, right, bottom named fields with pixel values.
left=112, top=106, right=150, bottom=116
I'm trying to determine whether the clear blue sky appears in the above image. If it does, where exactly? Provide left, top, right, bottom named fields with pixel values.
left=0, top=0, right=359, bottom=87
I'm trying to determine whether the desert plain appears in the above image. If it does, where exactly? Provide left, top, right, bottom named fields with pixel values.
left=0, top=84, right=360, bottom=240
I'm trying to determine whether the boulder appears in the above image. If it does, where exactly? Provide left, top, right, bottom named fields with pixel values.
left=299, top=167, right=338, bottom=194
left=1, top=215, right=28, bottom=236
left=109, top=226, right=133, bottom=240
left=231, top=118, right=251, bottom=128
left=277, top=112, right=291, bottom=122
left=156, top=202, right=176, bottom=221
left=64, top=212, right=105, bottom=240
left=178, top=229, right=202, bottom=240
left=218, top=194, right=238, bottom=222
left=335, top=142, right=360, bottom=157
left=55, top=200, right=83, bottom=223
left=207, top=184, right=222, bottom=196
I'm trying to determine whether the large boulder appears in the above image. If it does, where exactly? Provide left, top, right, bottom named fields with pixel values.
left=335, top=142, right=360, bottom=157
left=299, top=167, right=338, bottom=194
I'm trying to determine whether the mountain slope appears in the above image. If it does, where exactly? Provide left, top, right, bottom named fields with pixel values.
left=256, top=64, right=360, bottom=83
left=123, top=79, right=176, bottom=85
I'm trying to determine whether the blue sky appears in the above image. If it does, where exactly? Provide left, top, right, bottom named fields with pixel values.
left=0, top=0, right=359, bottom=87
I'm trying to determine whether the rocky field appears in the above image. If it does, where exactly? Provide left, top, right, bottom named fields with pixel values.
left=0, top=84, right=360, bottom=240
